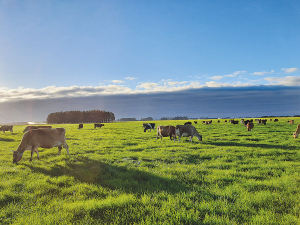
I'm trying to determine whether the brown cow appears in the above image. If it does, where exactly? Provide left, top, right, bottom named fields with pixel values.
left=0, top=125, right=13, bottom=133
left=13, top=128, right=69, bottom=163
left=175, top=125, right=202, bottom=142
left=247, top=122, right=254, bottom=131
left=287, top=120, right=294, bottom=125
left=293, top=124, right=300, bottom=139
left=94, top=123, right=104, bottom=129
left=23, top=125, right=52, bottom=133
left=156, top=125, right=176, bottom=141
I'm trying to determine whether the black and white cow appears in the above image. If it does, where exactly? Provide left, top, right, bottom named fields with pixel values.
left=143, top=123, right=155, bottom=132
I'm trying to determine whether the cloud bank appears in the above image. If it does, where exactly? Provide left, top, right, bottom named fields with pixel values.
left=1, top=75, right=300, bottom=103
left=1, top=86, right=300, bottom=124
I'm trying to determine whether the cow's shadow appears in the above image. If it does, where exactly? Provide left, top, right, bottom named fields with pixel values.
left=24, top=156, right=189, bottom=195
left=206, top=141, right=299, bottom=150
left=0, top=137, right=15, bottom=142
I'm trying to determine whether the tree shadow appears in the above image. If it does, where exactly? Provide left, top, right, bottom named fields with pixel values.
left=24, top=156, right=189, bottom=195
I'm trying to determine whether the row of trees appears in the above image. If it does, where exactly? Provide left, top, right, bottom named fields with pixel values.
left=46, top=110, right=115, bottom=124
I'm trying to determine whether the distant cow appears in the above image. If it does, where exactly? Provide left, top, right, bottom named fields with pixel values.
left=23, top=126, right=52, bottom=133
left=78, top=124, right=83, bottom=129
left=184, top=122, right=192, bottom=125
left=194, top=121, right=198, bottom=124
left=13, top=128, right=69, bottom=163
left=0, top=125, right=13, bottom=133
left=231, top=120, right=239, bottom=125
left=274, top=119, right=279, bottom=122
left=156, top=125, right=176, bottom=141
left=293, top=124, right=300, bottom=139
left=247, top=122, right=254, bottom=131
left=175, top=125, right=202, bottom=142
left=203, top=120, right=212, bottom=125
left=257, top=119, right=267, bottom=125
left=94, top=123, right=104, bottom=129
left=287, top=120, right=294, bottom=125
left=143, top=123, right=155, bottom=132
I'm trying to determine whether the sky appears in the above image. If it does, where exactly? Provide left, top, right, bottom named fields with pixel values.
left=0, top=0, right=299, bottom=123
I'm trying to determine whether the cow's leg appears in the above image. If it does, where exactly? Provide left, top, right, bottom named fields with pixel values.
left=63, top=142, right=69, bottom=154
left=35, top=148, right=40, bottom=160
left=58, top=146, right=62, bottom=155
left=30, top=146, right=35, bottom=161
left=189, top=136, right=193, bottom=142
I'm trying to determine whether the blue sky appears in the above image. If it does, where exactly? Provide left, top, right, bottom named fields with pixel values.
left=0, top=0, right=299, bottom=122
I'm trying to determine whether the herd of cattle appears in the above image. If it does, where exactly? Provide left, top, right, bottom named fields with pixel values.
left=0, top=119, right=299, bottom=164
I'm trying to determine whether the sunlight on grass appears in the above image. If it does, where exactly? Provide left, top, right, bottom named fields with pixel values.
left=0, top=118, right=300, bottom=224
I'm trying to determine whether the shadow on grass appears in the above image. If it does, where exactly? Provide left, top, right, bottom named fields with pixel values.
left=206, top=141, right=299, bottom=150
left=24, top=156, right=189, bottom=195
left=0, top=137, right=15, bottom=142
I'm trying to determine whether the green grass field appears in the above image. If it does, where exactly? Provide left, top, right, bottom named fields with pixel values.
left=1, top=118, right=300, bottom=224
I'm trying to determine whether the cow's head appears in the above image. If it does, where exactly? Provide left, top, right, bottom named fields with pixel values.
left=293, top=132, right=299, bottom=139
left=13, top=151, right=23, bottom=163
left=197, top=135, right=202, bottom=141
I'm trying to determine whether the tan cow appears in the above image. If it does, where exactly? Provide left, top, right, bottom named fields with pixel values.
left=13, top=128, right=69, bottom=163
left=175, top=125, right=202, bottom=142
left=247, top=122, right=254, bottom=131
left=156, top=125, right=176, bottom=141
left=0, top=125, right=13, bottom=133
left=287, top=120, right=294, bottom=125
left=23, top=125, right=52, bottom=133
left=293, top=124, right=300, bottom=139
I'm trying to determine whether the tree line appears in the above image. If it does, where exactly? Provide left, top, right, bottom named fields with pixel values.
left=46, top=110, right=115, bottom=124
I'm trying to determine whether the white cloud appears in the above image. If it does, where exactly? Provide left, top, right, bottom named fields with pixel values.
left=265, top=76, right=300, bottom=86
left=232, top=71, right=247, bottom=75
left=210, top=76, right=223, bottom=80
left=205, top=81, right=253, bottom=88
left=165, top=81, right=188, bottom=86
left=281, top=68, right=298, bottom=73
left=252, top=70, right=274, bottom=75
left=209, top=71, right=246, bottom=80
left=136, top=82, right=158, bottom=90
left=125, top=77, right=137, bottom=80
left=111, top=80, right=124, bottom=83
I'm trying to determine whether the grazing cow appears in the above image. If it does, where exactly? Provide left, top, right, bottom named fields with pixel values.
left=0, top=125, right=13, bottom=133
left=13, top=128, right=69, bottom=163
left=257, top=119, right=267, bottom=125
left=194, top=121, right=198, bottom=124
left=274, top=119, right=279, bottom=122
left=184, top=122, right=192, bottom=125
left=203, top=120, right=212, bottom=125
left=293, top=124, right=300, bottom=139
left=156, top=125, right=176, bottom=141
left=78, top=124, right=83, bottom=129
left=175, top=125, right=202, bottom=142
left=23, top=126, right=52, bottom=133
left=247, top=122, right=254, bottom=131
left=231, top=120, right=239, bottom=125
left=143, top=123, right=155, bottom=132
left=287, top=120, right=294, bottom=125
left=94, top=123, right=104, bottom=129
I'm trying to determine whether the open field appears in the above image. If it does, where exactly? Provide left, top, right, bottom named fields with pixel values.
left=1, top=118, right=300, bottom=224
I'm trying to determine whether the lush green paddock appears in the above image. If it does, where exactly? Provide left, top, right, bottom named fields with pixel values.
left=1, top=118, right=300, bottom=224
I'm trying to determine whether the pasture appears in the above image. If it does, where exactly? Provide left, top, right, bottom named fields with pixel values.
left=1, top=118, right=300, bottom=224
